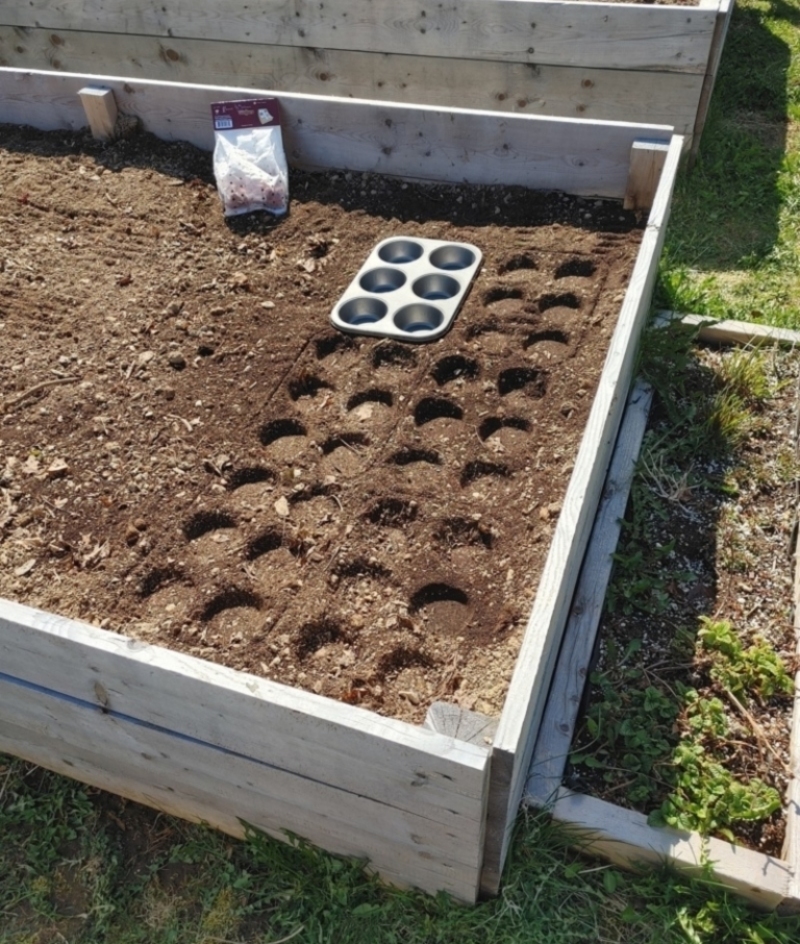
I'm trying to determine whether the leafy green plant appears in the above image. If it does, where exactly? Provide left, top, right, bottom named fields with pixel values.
left=655, top=689, right=783, bottom=841
left=571, top=641, right=680, bottom=806
left=699, top=617, right=795, bottom=700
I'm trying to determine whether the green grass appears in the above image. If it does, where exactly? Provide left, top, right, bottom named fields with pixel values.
left=658, top=0, right=800, bottom=327
left=2, top=756, right=800, bottom=944
left=4, top=2, right=800, bottom=942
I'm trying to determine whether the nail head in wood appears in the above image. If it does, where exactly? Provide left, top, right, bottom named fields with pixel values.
left=78, top=86, right=118, bottom=141
left=624, top=140, right=670, bottom=213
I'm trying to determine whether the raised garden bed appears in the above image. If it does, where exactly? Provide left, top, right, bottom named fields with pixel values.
left=0, top=0, right=734, bottom=154
left=0, top=67, right=681, bottom=902
left=526, top=316, right=800, bottom=911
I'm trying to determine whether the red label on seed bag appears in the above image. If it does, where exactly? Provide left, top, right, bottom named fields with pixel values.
left=210, top=98, right=281, bottom=132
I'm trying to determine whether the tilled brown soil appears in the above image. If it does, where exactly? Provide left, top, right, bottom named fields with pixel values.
left=0, top=125, right=642, bottom=723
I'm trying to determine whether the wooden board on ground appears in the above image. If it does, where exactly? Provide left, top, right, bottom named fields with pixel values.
left=526, top=378, right=653, bottom=804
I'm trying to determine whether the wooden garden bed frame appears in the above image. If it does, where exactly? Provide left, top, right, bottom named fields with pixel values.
left=0, top=66, right=681, bottom=902
left=526, top=315, right=800, bottom=912
left=0, top=0, right=734, bottom=154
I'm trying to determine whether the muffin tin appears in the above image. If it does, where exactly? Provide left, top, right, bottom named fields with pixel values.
left=330, top=236, right=482, bottom=342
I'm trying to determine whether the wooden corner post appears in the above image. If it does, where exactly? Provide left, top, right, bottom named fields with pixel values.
left=624, top=139, right=671, bottom=213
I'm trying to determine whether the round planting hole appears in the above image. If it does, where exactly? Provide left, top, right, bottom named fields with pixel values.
left=315, top=333, right=355, bottom=360
left=226, top=466, right=275, bottom=491
left=523, top=329, right=570, bottom=350
left=245, top=528, right=284, bottom=561
left=347, top=388, right=393, bottom=411
left=366, top=497, right=417, bottom=527
left=539, top=291, right=580, bottom=313
left=372, top=342, right=417, bottom=369
left=394, top=303, right=444, bottom=334
left=288, top=373, right=331, bottom=401
left=199, top=586, right=261, bottom=622
left=295, top=618, right=348, bottom=658
left=409, top=582, right=469, bottom=614
left=436, top=516, right=494, bottom=550
left=359, top=267, right=406, bottom=293
left=431, top=354, right=479, bottom=386
left=321, top=432, right=369, bottom=455
left=389, top=446, right=441, bottom=466
left=139, top=564, right=186, bottom=599
left=183, top=510, right=237, bottom=541
left=430, top=244, right=475, bottom=271
left=555, top=258, right=596, bottom=279
left=498, top=366, right=547, bottom=398
left=412, top=273, right=459, bottom=301
left=499, top=252, right=537, bottom=274
left=414, top=396, right=463, bottom=426
left=338, top=296, right=388, bottom=326
left=378, top=238, right=424, bottom=264
left=259, top=418, right=306, bottom=447
left=478, top=416, right=531, bottom=441
left=460, top=460, right=510, bottom=487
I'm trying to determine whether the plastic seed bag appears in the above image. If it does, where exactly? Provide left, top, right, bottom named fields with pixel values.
left=210, top=98, right=289, bottom=218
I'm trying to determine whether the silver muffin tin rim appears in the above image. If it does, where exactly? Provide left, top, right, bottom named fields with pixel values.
left=329, top=235, right=482, bottom=343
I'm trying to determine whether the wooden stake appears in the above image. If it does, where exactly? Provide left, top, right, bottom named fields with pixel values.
left=624, top=140, right=671, bottom=212
left=78, top=86, right=118, bottom=140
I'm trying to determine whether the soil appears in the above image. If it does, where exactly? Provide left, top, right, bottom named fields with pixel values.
left=0, top=124, right=642, bottom=724
left=569, top=343, right=799, bottom=856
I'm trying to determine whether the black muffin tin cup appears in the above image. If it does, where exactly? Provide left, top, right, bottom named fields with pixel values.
left=330, top=236, right=482, bottom=342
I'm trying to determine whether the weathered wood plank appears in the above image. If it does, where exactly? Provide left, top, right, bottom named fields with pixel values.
left=658, top=312, right=800, bottom=347
left=624, top=140, right=671, bottom=212
left=0, top=600, right=488, bottom=823
left=425, top=702, right=498, bottom=747
left=77, top=85, right=117, bottom=139
left=690, top=0, right=735, bottom=159
left=1, top=1, right=719, bottom=73
left=480, top=133, right=684, bottom=896
left=526, top=378, right=653, bottom=805
left=0, top=27, right=705, bottom=134
left=783, top=382, right=800, bottom=908
left=0, top=69, right=673, bottom=198
left=0, top=677, right=485, bottom=900
left=548, top=789, right=792, bottom=911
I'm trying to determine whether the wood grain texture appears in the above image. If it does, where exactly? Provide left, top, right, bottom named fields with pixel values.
left=480, top=134, right=684, bottom=896
left=0, top=676, right=485, bottom=900
left=2, top=1, right=720, bottom=73
left=526, top=379, right=653, bottom=805
left=0, top=69, right=673, bottom=198
left=783, top=389, right=800, bottom=908
left=624, top=140, right=670, bottom=212
left=425, top=702, right=499, bottom=746
left=690, top=0, right=735, bottom=159
left=548, top=789, right=792, bottom=911
left=77, top=85, right=117, bottom=139
left=0, top=27, right=705, bottom=134
left=0, top=600, right=488, bottom=824
left=658, top=312, right=800, bottom=347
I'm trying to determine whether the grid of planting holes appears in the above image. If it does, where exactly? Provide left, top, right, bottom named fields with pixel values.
left=132, top=242, right=622, bottom=722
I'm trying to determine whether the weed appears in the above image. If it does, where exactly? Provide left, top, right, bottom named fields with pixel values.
left=655, top=691, right=783, bottom=839
left=699, top=617, right=795, bottom=700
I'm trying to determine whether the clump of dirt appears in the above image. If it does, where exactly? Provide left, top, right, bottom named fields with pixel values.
left=0, top=124, right=642, bottom=723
